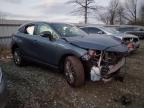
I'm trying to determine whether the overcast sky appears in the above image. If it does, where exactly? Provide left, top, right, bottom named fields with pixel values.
left=0, top=0, right=143, bottom=23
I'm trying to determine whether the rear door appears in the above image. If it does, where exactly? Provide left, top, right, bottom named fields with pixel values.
left=18, top=24, right=40, bottom=59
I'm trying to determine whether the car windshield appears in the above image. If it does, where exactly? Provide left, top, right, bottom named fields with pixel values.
left=103, top=27, right=120, bottom=34
left=50, top=23, right=87, bottom=37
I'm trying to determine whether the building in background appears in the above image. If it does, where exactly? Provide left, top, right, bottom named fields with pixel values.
left=0, top=20, right=29, bottom=48
left=0, top=20, right=28, bottom=37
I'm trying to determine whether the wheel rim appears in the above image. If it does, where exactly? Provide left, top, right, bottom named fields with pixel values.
left=13, top=51, right=21, bottom=65
left=65, top=60, right=75, bottom=84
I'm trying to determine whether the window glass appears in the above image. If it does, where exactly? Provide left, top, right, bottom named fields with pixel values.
left=50, top=23, right=87, bottom=37
left=18, top=26, right=24, bottom=33
left=37, top=24, right=58, bottom=38
left=81, top=28, right=89, bottom=33
left=26, top=26, right=35, bottom=35
left=103, top=27, right=120, bottom=34
left=87, top=27, right=102, bottom=34
left=38, top=25, right=52, bottom=34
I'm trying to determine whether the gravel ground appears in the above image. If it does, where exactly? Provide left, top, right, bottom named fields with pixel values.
left=0, top=41, right=144, bottom=108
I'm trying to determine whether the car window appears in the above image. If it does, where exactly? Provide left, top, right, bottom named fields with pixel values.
left=50, top=23, right=87, bottom=37
left=80, top=28, right=89, bottom=33
left=25, top=25, right=35, bottom=35
left=87, top=27, right=103, bottom=34
left=103, top=27, right=120, bottom=34
left=36, top=24, right=58, bottom=38
left=18, top=26, right=25, bottom=33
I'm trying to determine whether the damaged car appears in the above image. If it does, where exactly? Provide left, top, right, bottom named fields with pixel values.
left=11, top=22, right=128, bottom=87
left=80, top=25, right=140, bottom=53
left=115, top=26, right=144, bottom=40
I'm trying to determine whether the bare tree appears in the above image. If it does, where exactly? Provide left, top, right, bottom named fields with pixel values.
left=124, top=0, right=138, bottom=23
left=98, top=12, right=110, bottom=24
left=108, top=0, right=119, bottom=25
left=68, top=0, right=97, bottom=24
left=116, top=4, right=126, bottom=24
left=98, top=0, right=120, bottom=25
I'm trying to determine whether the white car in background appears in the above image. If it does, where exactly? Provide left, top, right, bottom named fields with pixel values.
left=80, top=25, right=140, bottom=53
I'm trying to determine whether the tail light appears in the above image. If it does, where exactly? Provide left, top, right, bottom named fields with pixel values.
left=127, top=43, right=134, bottom=49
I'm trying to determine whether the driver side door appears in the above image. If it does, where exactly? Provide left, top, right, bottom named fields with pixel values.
left=35, top=23, right=59, bottom=66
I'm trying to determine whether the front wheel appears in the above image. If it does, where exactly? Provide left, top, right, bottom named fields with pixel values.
left=64, top=56, right=85, bottom=87
left=13, top=48, right=25, bottom=66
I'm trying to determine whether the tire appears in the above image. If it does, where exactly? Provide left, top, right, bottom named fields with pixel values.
left=64, top=56, right=85, bottom=87
left=13, top=48, right=25, bottom=66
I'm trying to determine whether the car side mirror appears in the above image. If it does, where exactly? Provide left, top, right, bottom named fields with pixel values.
left=97, top=31, right=104, bottom=34
left=40, top=31, right=53, bottom=41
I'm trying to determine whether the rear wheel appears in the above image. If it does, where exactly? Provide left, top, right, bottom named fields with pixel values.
left=13, top=48, right=25, bottom=66
left=64, top=56, right=85, bottom=87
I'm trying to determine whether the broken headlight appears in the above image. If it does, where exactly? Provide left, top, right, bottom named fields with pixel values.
left=81, top=49, right=98, bottom=61
left=88, top=50, right=97, bottom=57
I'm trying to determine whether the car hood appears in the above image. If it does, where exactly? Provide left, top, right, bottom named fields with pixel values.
left=63, top=35, right=128, bottom=53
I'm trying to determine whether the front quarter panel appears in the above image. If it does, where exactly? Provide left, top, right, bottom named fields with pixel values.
left=54, top=39, right=87, bottom=65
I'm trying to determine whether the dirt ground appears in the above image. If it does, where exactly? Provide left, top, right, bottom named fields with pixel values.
left=0, top=41, right=144, bottom=108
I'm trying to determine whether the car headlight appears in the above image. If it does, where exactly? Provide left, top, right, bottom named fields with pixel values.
left=88, top=50, right=97, bottom=57
left=0, top=67, right=2, bottom=84
left=81, top=49, right=97, bottom=60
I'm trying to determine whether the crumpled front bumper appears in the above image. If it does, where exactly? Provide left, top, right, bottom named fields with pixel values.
left=108, top=58, right=125, bottom=74
left=90, top=58, right=125, bottom=82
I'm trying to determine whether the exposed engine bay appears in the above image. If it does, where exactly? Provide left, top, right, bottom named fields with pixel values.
left=82, top=50, right=126, bottom=81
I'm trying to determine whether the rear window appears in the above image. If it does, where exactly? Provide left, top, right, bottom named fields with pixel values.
left=18, top=24, right=36, bottom=35
left=18, top=26, right=25, bottom=33
left=26, top=26, right=35, bottom=35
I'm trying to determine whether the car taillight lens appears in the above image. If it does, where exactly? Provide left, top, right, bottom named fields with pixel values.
left=127, top=43, right=134, bottom=49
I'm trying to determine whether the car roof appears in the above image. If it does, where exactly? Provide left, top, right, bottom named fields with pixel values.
left=18, top=21, right=75, bottom=30
left=22, top=21, right=74, bottom=26
left=79, top=25, right=106, bottom=30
